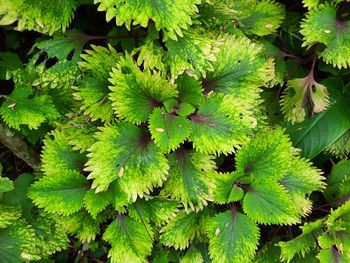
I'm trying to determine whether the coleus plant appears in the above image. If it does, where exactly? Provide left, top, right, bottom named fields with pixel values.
left=0, top=0, right=350, bottom=262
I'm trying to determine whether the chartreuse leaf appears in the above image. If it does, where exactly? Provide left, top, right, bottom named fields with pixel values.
left=161, top=149, right=216, bottom=210
left=60, top=210, right=101, bottom=242
left=41, top=130, right=87, bottom=175
left=85, top=123, right=169, bottom=198
left=0, top=219, right=35, bottom=263
left=243, top=182, right=300, bottom=225
left=0, top=177, right=14, bottom=193
left=207, top=210, right=260, bottom=263
left=133, top=28, right=166, bottom=72
left=109, top=56, right=178, bottom=124
left=74, top=45, right=119, bottom=122
left=0, top=204, right=21, bottom=229
left=325, top=160, right=350, bottom=203
left=165, top=30, right=221, bottom=79
left=279, top=157, right=325, bottom=195
left=326, top=129, right=350, bottom=158
left=103, top=214, right=154, bottom=263
left=190, top=93, right=255, bottom=155
left=327, top=200, right=350, bottom=228
left=0, top=84, right=59, bottom=130
left=231, top=0, right=285, bottom=36
left=160, top=208, right=212, bottom=250
left=180, top=246, right=203, bottom=263
left=84, top=189, right=113, bottom=219
left=302, top=0, right=321, bottom=9
left=149, top=108, right=192, bottom=153
left=278, top=219, right=324, bottom=262
left=94, top=0, right=200, bottom=40
left=203, top=34, right=273, bottom=97
left=260, top=40, right=287, bottom=86
left=32, top=60, right=79, bottom=90
left=28, top=170, right=88, bottom=215
left=281, top=77, right=329, bottom=124
left=128, top=197, right=179, bottom=226
left=0, top=0, right=76, bottom=35
left=300, top=4, right=350, bottom=68
left=79, top=44, right=120, bottom=81
left=26, top=215, right=69, bottom=259
left=235, top=129, right=294, bottom=181
left=59, top=116, right=97, bottom=153
left=279, top=157, right=325, bottom=216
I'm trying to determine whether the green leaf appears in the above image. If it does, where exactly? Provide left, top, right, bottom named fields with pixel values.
left=2, top=173, right=33, bottom=217
left=34, top=30, right=87, bottom=62
left=28, top=170, right=88, bottom=215
left=128, top=197, right=179, bottom=226
left=213, top=172, right=244, bottom=204
left=177, top=102, right=196, bottom=117
left=160, top=209, right=211, bottom=250
left=231, top=0, right=285, bottom=36
left=0, top=0, right=77, bottom=35
left=325, top=160, right=350, bottom=203
left=317, top=247, right=350, bottom=263
left=0, top=52, right=22, bottom=79
left=327, top=200, right=350, bottom=228
left=175, top=75, right=203, bottom=107
left=161, top=149, right=216, bottom=210
left=85, top=123, right=169, bottom=197
left=207, top=210, right=260, bottom=263
left=0, top=85, right=59, bottom=130
left=278, top=219, right=324, bottom=262
left=103, top=215, right=154, bottom=263
left=84, top=189, right=112, bottom=218
left=235, top=129, right=293, bottom=181
left=165, top=30, right=221, bottom=79
left=149, top=108, right=192, bottom=153
left=253, top=243, right=282, bottom=263
left=109, top=56, right=178, bottom=124
left=243, top=182, right=300, bottom=225
left=41, top=130, right=87, bottom=175
left=190, top=93, right=254, bottom=155
left=286, top=97, right=350, bottom=159
left=94, top=0, right=201, bottom=40
left=300, top=4, right=350, bottom=68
